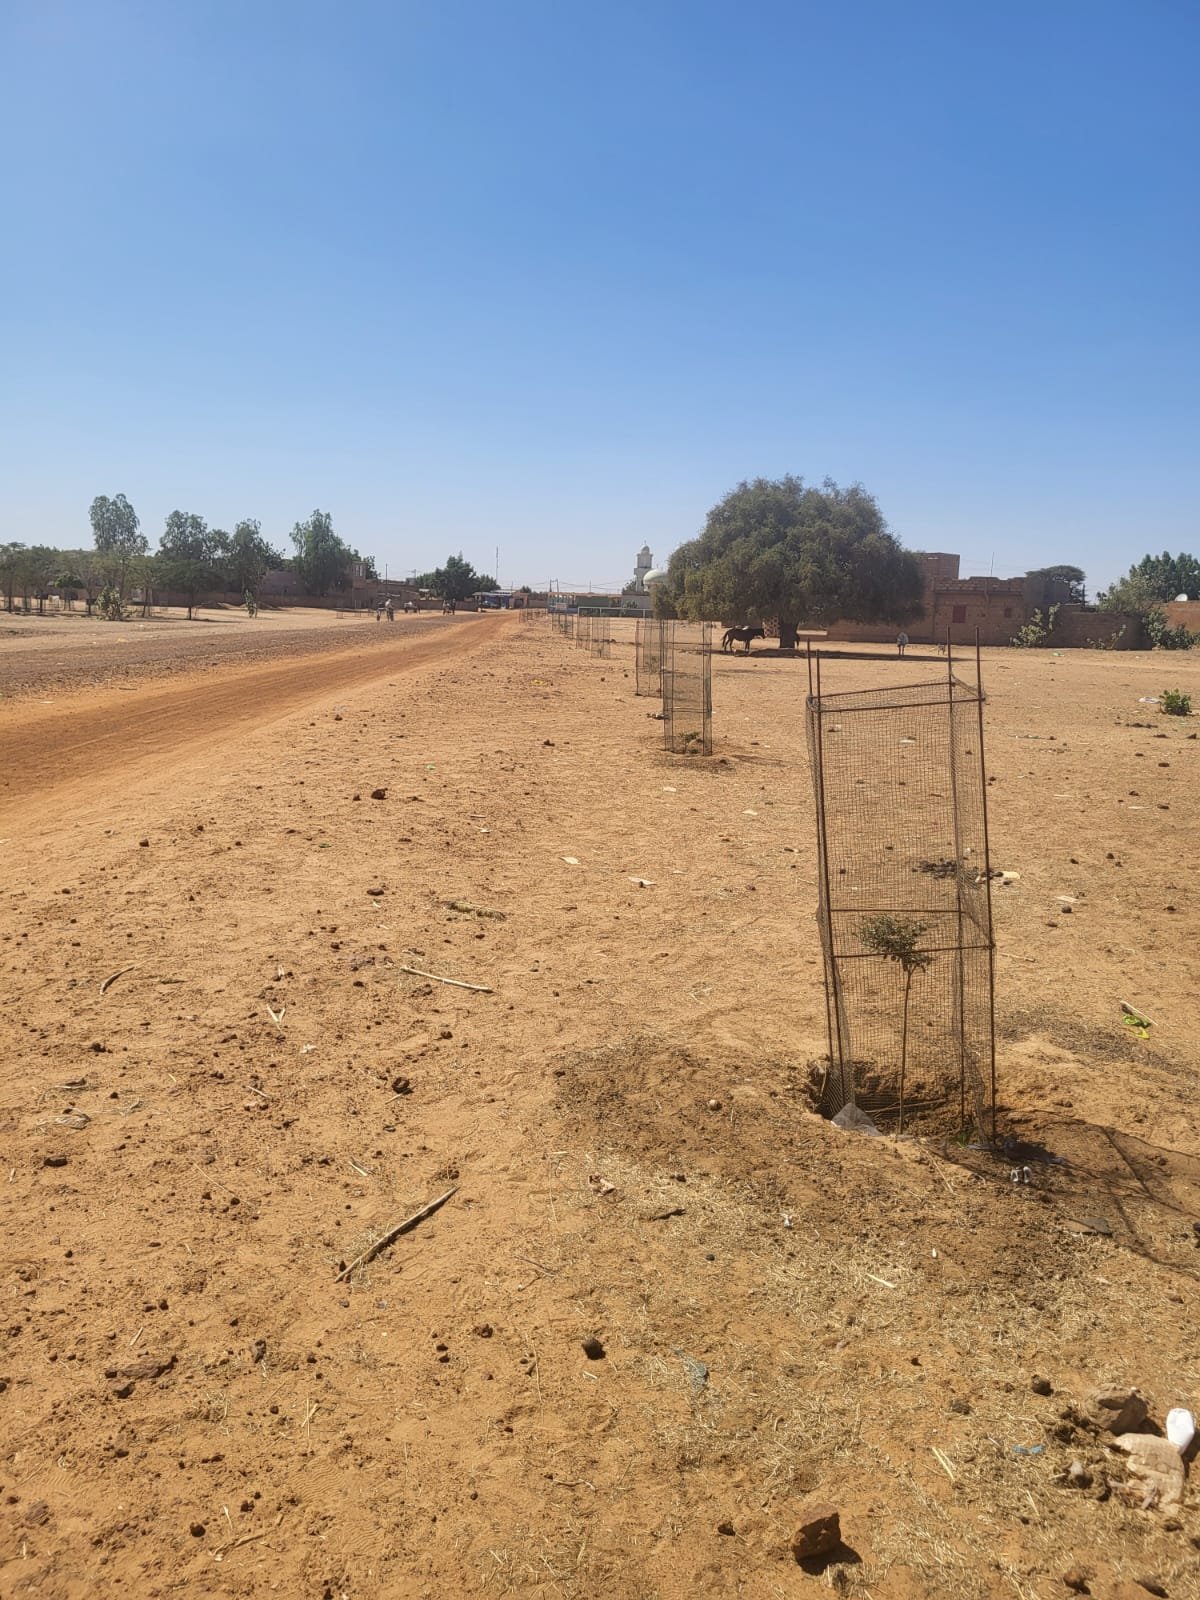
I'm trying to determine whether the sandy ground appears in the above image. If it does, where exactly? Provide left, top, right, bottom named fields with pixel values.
left=0, top=605, right=437, bottom=701
left=1, top=618, right=1199, bottom=1600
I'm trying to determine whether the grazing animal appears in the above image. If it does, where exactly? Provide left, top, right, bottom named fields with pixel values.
left=721, top=625, right=766, bottom=654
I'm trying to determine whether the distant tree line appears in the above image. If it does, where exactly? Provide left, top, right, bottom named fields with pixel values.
left=1099, top=550, right=1200, bottom=649
left=0, top=497, right=379, bottom=618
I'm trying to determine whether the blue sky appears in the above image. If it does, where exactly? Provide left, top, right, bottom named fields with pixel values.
left=2, top=0, right=1195, bottom=593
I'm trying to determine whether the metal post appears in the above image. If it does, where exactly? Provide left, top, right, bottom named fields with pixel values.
left=945, top=636, right=969, bottom=1132
left=975, top=633, right=999, bottom=1143
left=811, top=649, right=848, bottom=1108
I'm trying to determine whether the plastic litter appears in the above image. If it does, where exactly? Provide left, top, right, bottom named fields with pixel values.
left=1166, top=1408, right=1195, bottom=1455
left=831, top=1104, right=880, bottom=1136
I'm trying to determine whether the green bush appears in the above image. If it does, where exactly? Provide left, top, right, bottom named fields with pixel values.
left=1160, top=688, right=1192, bottom=716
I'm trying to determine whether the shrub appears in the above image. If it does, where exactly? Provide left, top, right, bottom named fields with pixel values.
left=1010, top=604, right=1060, bottom=648
left=1160, top=688, right=1192, bottom=716
left=1146, top=608, right=1197, bottom=650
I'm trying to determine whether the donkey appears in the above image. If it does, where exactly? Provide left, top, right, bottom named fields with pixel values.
left=721, top=625, right=766, bottom=654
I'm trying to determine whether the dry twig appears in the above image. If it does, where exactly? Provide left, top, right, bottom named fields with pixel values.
left=334, top=1186, right=459, bottom=1281
left=397, top=964, right=493, bottom=993
left=100, top=963, right=138, bottom=996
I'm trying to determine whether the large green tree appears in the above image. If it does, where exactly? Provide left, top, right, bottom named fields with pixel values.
left=1026, top=564, right=1086, bottom=604
left=225, top=518, right=285, bottom=601
left=158, top=511, right=225, bottom=619
left=1101, top=551, right=1200, bottom=610
left=89, top=493, right=147, bottom=598
left=666, top=476, right=923, bottom=649
left=290, top=509, right=355, bottom=595
left=416, top=554, right=499, bottom=603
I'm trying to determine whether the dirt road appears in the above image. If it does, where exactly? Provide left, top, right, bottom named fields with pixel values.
left=0, top=613, right=504, bottom=837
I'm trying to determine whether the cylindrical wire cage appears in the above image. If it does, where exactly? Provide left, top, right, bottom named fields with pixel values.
left=635, top=618, right=665, bottom=695
left=662, top=620, right=713, bottom=755
left=805, top=645, right=997, bottom=1138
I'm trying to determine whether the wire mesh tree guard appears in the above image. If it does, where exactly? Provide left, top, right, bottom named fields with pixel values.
left=662, top=620, right=713, bottom=755
left=635, top=618, right=665, bottom=696
left=805, top=644, right=997, bottom=1139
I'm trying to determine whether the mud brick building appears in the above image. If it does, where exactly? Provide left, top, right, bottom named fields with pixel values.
left=821, top=552, right=1140, bottom=648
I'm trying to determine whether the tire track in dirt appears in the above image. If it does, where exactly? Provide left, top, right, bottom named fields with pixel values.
left=0, top=613, right=507, bottom=837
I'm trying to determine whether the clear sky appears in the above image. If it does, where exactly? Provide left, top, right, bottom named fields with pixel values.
left=2, top=0, right=1196, bottom=593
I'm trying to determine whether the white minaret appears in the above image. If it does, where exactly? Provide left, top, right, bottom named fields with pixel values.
left=634, top=544, right=653, bottom=592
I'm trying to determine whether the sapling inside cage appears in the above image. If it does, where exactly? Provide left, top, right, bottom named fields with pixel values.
left=806, top=644, right=997, bottom=1138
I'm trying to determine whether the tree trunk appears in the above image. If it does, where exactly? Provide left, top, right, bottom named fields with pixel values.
left=778, top=616, right=799, bottom=650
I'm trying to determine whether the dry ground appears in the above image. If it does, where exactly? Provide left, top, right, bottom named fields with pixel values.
left=0, top=616, right=1198, bottom=1600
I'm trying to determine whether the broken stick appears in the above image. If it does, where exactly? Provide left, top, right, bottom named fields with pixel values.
left=397, top=964, right=493, bottom=994
left=100, top=963, right=138, bottom=996
left=334, top=1186, right=459, bottom=1282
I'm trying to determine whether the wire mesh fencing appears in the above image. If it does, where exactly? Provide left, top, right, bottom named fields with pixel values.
left=590, top=619, right=611, bottom=659
left=635, top=618, right=665, bottom=696
left=805, top=650, right=997, bottom=1139
left=662, top=620, right=712, bottom=755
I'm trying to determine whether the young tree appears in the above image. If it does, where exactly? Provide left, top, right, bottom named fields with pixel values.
left=23, top=546, right=61, bottom=614
left=0, top=543, right=24, bottom=612
left=58, top=549, right=107, bottom=615
left=89, top=493, right=146, bottom=598
left=158, top=511, right=223, bottom=619
left=857, top=915, right=932, bottom=1134
left=290, top=509, right=355, bottom=595
left=666, top=476, right=923, bottom=649
left=225, top=519, right=284, bottom=603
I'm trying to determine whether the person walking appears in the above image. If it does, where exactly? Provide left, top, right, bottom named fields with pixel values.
left=385, top=597, right=395, bottom=621
left=896, top=630, right=909, bottom=657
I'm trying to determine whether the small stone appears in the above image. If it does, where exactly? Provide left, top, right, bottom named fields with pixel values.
left=1032, top=1374, right=1053, bottom=1396
left=139, top=838, right=149, bottom=848
left=473, top=1324, right=493, bottom=1339
left=1068, top=1460, right=1092, bottom=1488
left=716, top=1520, right=735, bottom=1536
left=391, top=1075, right=412, bottom=1095
left=790, top=1500, right=840, bottom=1561
left=43, top=1155, right=68, bottom=1168
left=949, top=1397, right=971, bottom=1415
left=1086, top=1386, right=1149, bottom=1435
left=366, top=887, right=385, bottom=897
left=707, top=1098, right=722, bottom=1111
left=370, top=788, right=387, bottom=801
left=1061, top=1568, right=1090, bottom=1594
left=189, top=1521, right=206, bottom=1537
left=1135, top=1579, right=1168, bottom=1598
left=581, top=1337, right=605, bottom=1360
left=250, top=1340, right=267, bottom=1363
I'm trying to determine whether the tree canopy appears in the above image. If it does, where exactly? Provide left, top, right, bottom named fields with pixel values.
left=665, top=476, right=923, bottom=649
left=416, top=554, right=499, bottom=602
left=158, top=511, right=226, bottom=618
left=1026, top=564, right=1086, bottom=603
left=1101, top=551, right=1200, bottom=610
left=89, top=493, right=147, bottom=597
left=290, top=509, right=356, bottom=595
left=225, top=519, right=285, bottom=598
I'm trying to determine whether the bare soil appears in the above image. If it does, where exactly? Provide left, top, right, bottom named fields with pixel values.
left=1, top=619, right=1198, bottom=1600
